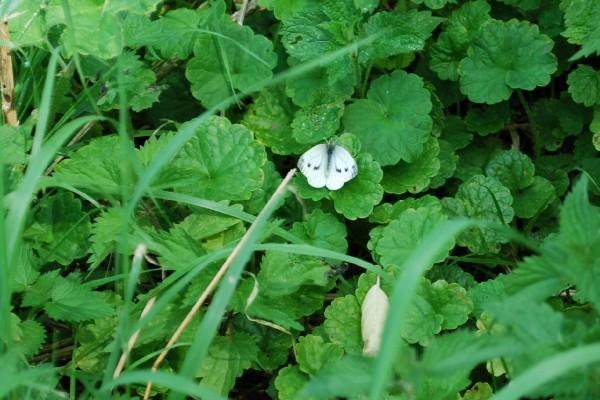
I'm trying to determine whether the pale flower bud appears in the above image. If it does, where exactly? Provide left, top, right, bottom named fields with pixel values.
left=361, top=276, right=389, bottom=356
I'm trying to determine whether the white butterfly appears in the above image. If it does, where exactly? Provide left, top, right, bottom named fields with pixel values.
left=298, top=143, right=358, bottom=190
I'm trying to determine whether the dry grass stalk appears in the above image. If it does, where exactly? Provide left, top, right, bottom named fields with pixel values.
left=0, top=17, right=18, bottom=126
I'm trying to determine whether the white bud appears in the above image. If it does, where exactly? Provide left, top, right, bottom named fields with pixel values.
left=361, top=276, right=389, bottom=356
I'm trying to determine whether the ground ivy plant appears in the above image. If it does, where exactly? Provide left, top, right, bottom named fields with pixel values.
left=2, top=0, right=600, bottom=399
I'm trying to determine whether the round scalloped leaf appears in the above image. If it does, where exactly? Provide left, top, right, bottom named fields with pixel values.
left=429, top=0, right=492, bottom=81
left=561, top=0, right=600, bottom=59
left=369, top=195, right=442, bottom=224
left=458, top=19, right=557, bottom=104
left=186, top=20, right=277, bottom=108
left=242, top=87, right=305, bottom=155
left=442, top=175, right=514, bottom=254
left=430, top=139, right=458, bottom=189
left=343, top=71, right=432, bottom=166
left=411, top=0, right=456, bottom=9
left=485, top=149, right=535, bottom=191
left=330, top=153, right=384, bottom=220
left=381, top=137, right=441, bottom=194
left=173, top=116, right=267, bottom=201
left=375, top=205, right=454, bottom=270
left=567, top=65, right=600, bottom=107
left=292, top=103, right=344, bottom=144
left=296, top=335, right=344, bottom=375
left=290, top=209, right=348, bottom=253
left=465, top=103, right=511, bottom=136
left=275, top=365, right=313, bottom=400
left=323, top=295, right=362, bottom=354
left=285, top=63, right=355, bottom=107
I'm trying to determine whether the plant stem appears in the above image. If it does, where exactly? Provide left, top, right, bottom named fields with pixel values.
left=516, top=89, right=540, bottom=158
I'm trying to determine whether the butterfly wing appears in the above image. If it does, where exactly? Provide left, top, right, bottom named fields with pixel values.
left=325, top=145, right=358, bottom=190
left=298, top=144, right=329, bottom=188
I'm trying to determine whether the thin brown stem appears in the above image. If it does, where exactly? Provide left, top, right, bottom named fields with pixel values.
left=142, top=169, right=296, bottom=399
left=0, top=17, right=18, bottom=126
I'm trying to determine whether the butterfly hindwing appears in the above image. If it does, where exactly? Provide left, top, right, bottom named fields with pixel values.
left=325, top=145, right=358, bottom=190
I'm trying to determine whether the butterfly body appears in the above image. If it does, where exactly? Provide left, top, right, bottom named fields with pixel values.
left=298, top=143, right=358, bottom=190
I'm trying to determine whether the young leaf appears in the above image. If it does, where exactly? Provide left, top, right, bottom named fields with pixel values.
left=323, top=295, right=362, bottom=354
left=296, top=335, right=344, bottom=375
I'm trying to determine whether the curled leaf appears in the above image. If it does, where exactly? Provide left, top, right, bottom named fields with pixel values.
left=361, top=277, right=389, bottom=356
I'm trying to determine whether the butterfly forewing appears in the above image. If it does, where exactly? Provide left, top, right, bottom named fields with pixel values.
left=298, top=144, right=329, bottom=188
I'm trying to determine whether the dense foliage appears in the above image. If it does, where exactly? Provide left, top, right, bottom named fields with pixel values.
left=2, top=0, right=600, bottom=399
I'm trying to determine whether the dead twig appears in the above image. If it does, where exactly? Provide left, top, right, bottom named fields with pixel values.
left=0, top=17, right=18, bottom=126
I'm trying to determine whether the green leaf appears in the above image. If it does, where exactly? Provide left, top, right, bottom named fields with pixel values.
left=258, top=252, right=329, bottom=297
left=375, top=205, right=454, bottom=270
left=88, top=207, right=136, bottom=269
left=442, top=175, right=514, bottom=254
left=323, top=295, right=362, bottom=354
left=24, top=271, right=113, bottom=321
left=173, top=116, right=267, bottom=201
left=369, top=195, right=442, bottom=224
left=275, top=365, right=313, bottom=400
left=0, top=125, right=31, bottom=165
left=400, top=279, right=443, bottom=345
left=468, top=275, right=508, bottom=317
left=430, top=280, right=474, bottom=330
left=513, top=176, right=556, bottom=219
left=82, top=53, right=161, bottom=112
left=292, top=103, right=344, bottom=144
left=11, top=316, right=46, bottom=357
left=296, top=334, right=344, bottom=375
left=441, top=116, right=474, bottom=151
left=343, top=70, right=433, bottom=166
left=430, top=139, right=458, bottom=189
left=52, top=136, right=127, bottom=197
left=151, top=8, right=210, bottom=59
left=459, top=19, right=557, bottom=104
left=567, top=65, right=600, bottom=107
left=485, top=150, right=535, bottom=191
left=381, top=137, right=441, bottom=194
left=24, top=192, right=91, bottom=265
left=362, top=9, right=442, bottom=62
left=330, top=153, right=384, bottom=220
left=9, top=245, right=41, bottom=293
left=242, top=87, right=304, bottom=155
left=411, top=0, right=457, bottom=9
left=285, top=62, right=356, bottom=107
left=460, top=382, right=493, bottom=400
left=561, top=0, right=600, bottom=59
left=185, top=13, right=277, bottom=108
left=498, top=0, right=541, bottom=10
left=197, top=332, right=259, bottom=395
left=465, top=103, right=511, bottom=136
left=429, top=0, right=492, bottom=81
left=290, top=209, right=348, bottom=253
left=241, top=160, right=283, bottom=215
left=61, top=0, right=123, bottom=58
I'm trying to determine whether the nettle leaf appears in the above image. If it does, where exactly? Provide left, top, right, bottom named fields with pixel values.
left=429, top=0, right=492, bottom=81
left=23, top=271, right=113, bottom=321
left=197, top=332, right=259, bottom=395
left=173, top=116, right=267, bottom=201
left=82, top=52, right=161, bottom=112
left=330, top=153, right=384, bottom=220
left=11, top=315, right=46, bottom=357
left=280, top=5, right=357, bottom=86
left=10, top=245, right=41, bottom=293
left=0, top=124, right=31, bottom=165
left=290, top=209, right=348, bottom=253
left=296, top=334, right=344, bottom=375
left=561, top=0, right=600, bottom=59
left=343, top=70, right=433, bottom=166
left=258, top=252, right=329, bottom=297
left=498, top=0, right=541, bottom=11
left=292, top=103, right=344, bottom=144
left=485, top=150, right=535, bottom=191
left=567, top=65, right=600, bottom=107
left=52, top=136, right=129, bottom=197
left=459, top=19, right=557, bottom=104
left=323, top=295, right=362, bottom=354
left=185, top=11, right=277, bottom=108
left=465, top=102, right=511, bottom=136
left=88, top=207, right=137, bottom=269
left=151, top=7, right=210, bottom=59
left=362, top=9, right=442, bottom=62
left=24, top=192, right=91, bottom=266
left=443, top=175, right=514, bottom=254
left=242, top=87, right=304, bottom=155
left=381, top=137, right=441, bottom=194
left=285, top=60, right=356, bottom=107
left=375, top=205, right=454, bottom=270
